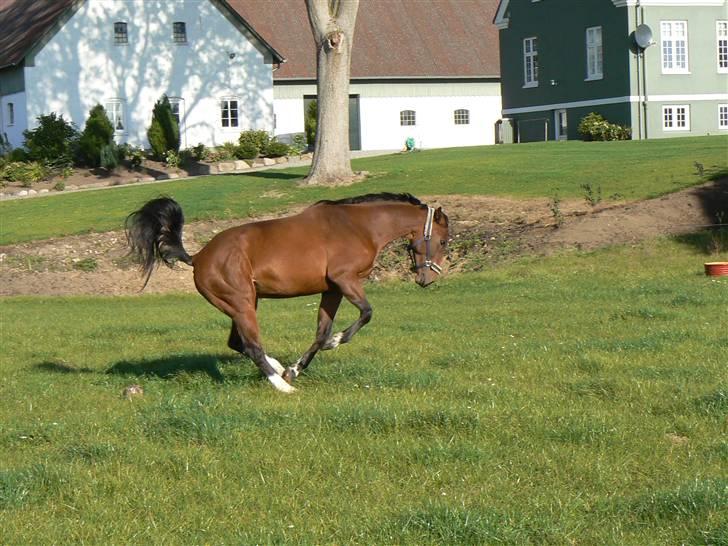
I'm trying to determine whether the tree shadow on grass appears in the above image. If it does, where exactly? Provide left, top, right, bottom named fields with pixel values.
left=674, top=174, right=728, bottom=255
left=242, top=170, right=304, bottom=181
left=34, top=361, right=95, bottom=374
left=105, top=354, right=236, bottom=383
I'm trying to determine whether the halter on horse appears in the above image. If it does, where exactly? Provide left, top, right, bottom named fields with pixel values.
left=126, top=193, right=449, bottom=393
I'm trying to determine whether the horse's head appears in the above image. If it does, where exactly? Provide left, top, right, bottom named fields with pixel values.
left=407, top=206, right=450, bottom=287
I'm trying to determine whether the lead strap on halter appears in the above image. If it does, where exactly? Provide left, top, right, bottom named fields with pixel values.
left=423, top=206, right=442, bottom=275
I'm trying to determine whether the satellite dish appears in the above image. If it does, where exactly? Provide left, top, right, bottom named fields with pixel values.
left=634, top=24, right=654, bottom=49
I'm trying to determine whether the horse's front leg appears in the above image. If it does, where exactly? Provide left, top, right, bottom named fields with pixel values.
left=283, top=290, right=343, bottom=383
left=321, top=277, right=372, bottom=351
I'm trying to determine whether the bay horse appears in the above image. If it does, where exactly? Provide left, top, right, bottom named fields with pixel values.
left=125, top=193, right=449, bottom=393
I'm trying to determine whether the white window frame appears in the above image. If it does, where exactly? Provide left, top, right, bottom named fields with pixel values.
left=660, top=21, right=689, bottom=74
left=719, top=104, right=728, bottom=130
left=555, top=109, right=568, bottom=140
left=168, top=97, right=184, bottom=126
left=454, top=109, right=470, bottom=125
left=585, top=26, right=603, bottom=81
left=7, top=102, right=14, bottom=126
left=400, top=110, right=416, bottom=126
left=173, top=22, right=187, bottom=44
left=662, top=105, right=690, bottom=131
left=105, top=99, right=126, bottom=134
left=114, top=21, right=128, bottom=45
left=718, top=21, right=728, bottom=73
left=523, top=37, right=539, bottom=87
left=220, top=98, right=239, bottom=129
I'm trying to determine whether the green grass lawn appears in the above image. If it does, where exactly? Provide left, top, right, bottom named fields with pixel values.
left=1, top=239, right=726, bottom=544
left=1, top=135, right=725, bottom=245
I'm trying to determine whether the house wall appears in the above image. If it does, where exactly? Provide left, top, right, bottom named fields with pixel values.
left=21, top=0, right=274, bottom=150
left=498, top=0, right=728, bottom=141
left=499, top=0, right=631, bottom=141
left=0, top=91, right=28, bottom=147
left=635, top=3, right=728, bottom=138
left=0, top=66, right=27, bottom=147
left=274, top=81, right=502, bottom=151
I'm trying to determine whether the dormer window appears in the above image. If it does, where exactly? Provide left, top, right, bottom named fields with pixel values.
left=114, top=22, right=128, bottom=44
left=173, top=22, right=187, bottom=44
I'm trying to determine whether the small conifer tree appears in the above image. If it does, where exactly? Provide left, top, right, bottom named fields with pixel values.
left=147, top=95, right=179, bottom=160
left=78, top=104, right=114, bottom=167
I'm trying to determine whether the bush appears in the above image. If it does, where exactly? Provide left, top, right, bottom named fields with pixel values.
left=265, top=140, right=289, bottom=158
left=290, top=133, right=308, bottom=154
left=578, top=112, right=631, bottom=141
left=217, top=142, right=239, bottom=161
left=0, top=133, right=11, bottom=157
left=305, top=100, right=317, bottom=149
left=1, top=161, right=49, bottom=186
left=23, top=112, right=78, bottom=166
left=99, top=143, right=119, bottom=171
left=147, top=95, right=179, bottom=160
left=235, top=143, right=258, bottom=160
left=78, top=104, right=114, bottom=167
left=191, top=143, right=208, bottom=161
left=238, top=130, right=270, bottom=157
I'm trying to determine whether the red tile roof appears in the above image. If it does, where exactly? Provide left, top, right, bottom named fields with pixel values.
left=1, top=0, right=500, bottom=79
left=230, top=0, right=501, bottom=80
left=0, top=0, right=75, bottom=69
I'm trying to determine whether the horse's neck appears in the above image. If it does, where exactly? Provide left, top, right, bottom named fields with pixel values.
left=366, top=204, right=426, bottom=248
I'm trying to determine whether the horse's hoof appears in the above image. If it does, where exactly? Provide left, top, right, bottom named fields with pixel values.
left=282, top=367, right=297, bottom=384
left=267, top=373, right=297, bottom=393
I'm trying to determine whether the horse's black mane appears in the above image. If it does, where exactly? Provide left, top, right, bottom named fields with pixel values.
left=315, top=192, right=424, bottom=207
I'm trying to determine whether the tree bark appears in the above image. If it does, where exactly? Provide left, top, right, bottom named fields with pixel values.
left=303, top=0, right=359, bottom=185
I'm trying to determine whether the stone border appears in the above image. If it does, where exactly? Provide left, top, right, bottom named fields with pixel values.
left=0, top=153, right=314, bottom=201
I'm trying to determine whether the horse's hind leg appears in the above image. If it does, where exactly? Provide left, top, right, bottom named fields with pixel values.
left=228, top=321, right=285, bottom=376
left=321, top=277, right=372, bottom=351
left=284, top=290, right=342, bottom=383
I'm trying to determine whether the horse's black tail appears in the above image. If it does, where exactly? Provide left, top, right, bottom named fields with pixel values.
left=125, top=197, right=193, bottom=289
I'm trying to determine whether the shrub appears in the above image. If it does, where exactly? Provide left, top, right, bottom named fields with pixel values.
left=305, top=100, right=317, bottom=148
left=217, top=142, right=238, bottom=161
left=238, top=130, right=270, bottom=157
left=99, top=143, right=119, bottom=171
left=265, top=140, right=289, bottom=158
left=78, top=104, right=114, bottom=167
left=23, top=112, right=78, bottom=166
left=0, top=133, right=11, bottom=157
left=1, top=161, right=49, bottom=186
left=165, top=150, right=180, bottom=168
left=191, top=143, right=207, bottom=161
left=290, top=133, right=308, bottom=154
left=578, top=112, right=631, bottom=141
left=235, top=143, right=258, bottom=160
left=8, top=148, right=28, bottom=162
left=147, top=95, right=179, bottom=160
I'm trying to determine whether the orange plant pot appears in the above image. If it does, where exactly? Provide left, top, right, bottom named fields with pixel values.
left=704, top=262, right=728, bottom=276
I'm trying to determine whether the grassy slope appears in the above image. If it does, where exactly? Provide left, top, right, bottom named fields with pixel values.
left=1, top=135, right=726, bottom=245
left=1, top=239, right=726, bottom=544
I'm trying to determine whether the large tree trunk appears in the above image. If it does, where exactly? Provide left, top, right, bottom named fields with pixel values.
left=303, top=0, right=359, bottom=185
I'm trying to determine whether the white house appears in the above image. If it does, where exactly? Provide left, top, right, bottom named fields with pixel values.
left=234, top=0, right=502, bottom=151
left=0, top=0, right=283, bottom=150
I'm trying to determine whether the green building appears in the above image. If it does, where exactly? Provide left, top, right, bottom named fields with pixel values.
left=494, top=0, right=728, bottom=142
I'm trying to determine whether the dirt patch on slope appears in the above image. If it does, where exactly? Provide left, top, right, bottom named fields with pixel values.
left=1, top=179, right=726, bottom=296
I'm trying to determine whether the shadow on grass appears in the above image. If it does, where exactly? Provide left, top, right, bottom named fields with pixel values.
left=105, top=354, right=234, bottom=383
left=34, top=361, right=94, bottom=374
left=241, top=170, right=303, bottom=181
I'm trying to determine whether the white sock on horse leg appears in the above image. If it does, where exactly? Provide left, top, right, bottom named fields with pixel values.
left=267, top=372, right=296, bottom=393
left=265, top=354, right=285, bottom=375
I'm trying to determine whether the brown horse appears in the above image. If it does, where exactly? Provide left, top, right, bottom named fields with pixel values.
left=125, top=193, right=449, bottom=393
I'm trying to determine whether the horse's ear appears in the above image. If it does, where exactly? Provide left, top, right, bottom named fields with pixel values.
left=434, top=206, right=447, bottom=226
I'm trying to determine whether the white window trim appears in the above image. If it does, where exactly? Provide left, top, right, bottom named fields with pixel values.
left=7, top=102, right=14, bottom=126
left=718, top=21, right=728, bottom=74
left=661, top=20, right=690, bottom=74
left=105, top=99, right=126, bottom=134
left=220, top=97, right=239, bottom=130
left=662, top=104, right=690, bottom=131
left=719, top=104, right=728, bottom=130
left=523, top=36, right=539, bottom=88
left=454, top=109, right=470, bottom=125
left=585, top=26, right=604, bottom=81
left=400, top=109, right=416, bottom=126
left=113, top=21, right=129, bottom=45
